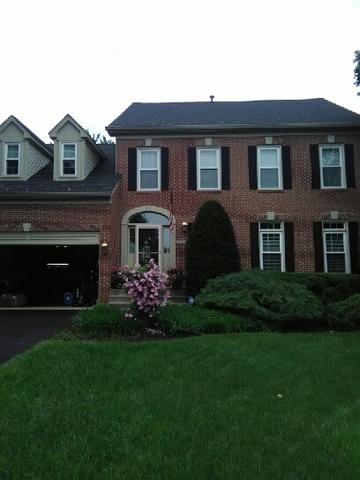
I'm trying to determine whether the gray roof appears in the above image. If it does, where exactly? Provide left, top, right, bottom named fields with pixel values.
left=106, top=98, right=360, bottom=134
left=0, top=144, right=119, bottom=200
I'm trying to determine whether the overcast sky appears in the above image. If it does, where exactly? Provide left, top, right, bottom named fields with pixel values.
left=1, top=0, right=359, bottom=142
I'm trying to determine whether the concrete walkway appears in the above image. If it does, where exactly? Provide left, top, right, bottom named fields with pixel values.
left=0, top=310, right=74, bottom=364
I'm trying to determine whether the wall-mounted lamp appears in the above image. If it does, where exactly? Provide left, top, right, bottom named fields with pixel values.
left=100, top=240, right=108, bottom=253
left=181, top=222, right=188, bottom=233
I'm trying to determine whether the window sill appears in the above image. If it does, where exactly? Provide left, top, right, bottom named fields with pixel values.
left=257, top=189, right=284, bottom=193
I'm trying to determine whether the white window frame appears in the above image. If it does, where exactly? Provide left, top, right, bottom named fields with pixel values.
left=259, top=222, right=285, bottom=272
left=196, top=147, right=221, bottom=191
left=137, top=148, right=161, bottom=191
left=61, top=143, right=77, bottom=176
left=257, top=146, right=283, bottom=190
left=323, top=221, right=350, bottom=273
left=319, top=145, right=346, bottom=189
left=4, top=143, right=20, bottom=176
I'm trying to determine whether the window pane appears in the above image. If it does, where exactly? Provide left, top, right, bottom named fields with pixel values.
left=140, top=170, right=158, bottom=189
left=263, top=253, right=282, bottom=271
left=259, top=149, right=278, bottom=168
left=322, top=148, right=340, bottom=167
left=260, top=168, right=279, bottom=188
left=129, top=212, right=168, bottom=224
left=163, top=226, right=170, bottom=254
left=6, top=160, right=18, bottom=175
left=128, top=227, right=135, bottom=254
left=7, top=145, right=19, bottom=159
left=322, top=167, right=342, bottom=187
left=63, top=144, right=76, bottom=159
left=325, top=233, right=344, bottom=253
left=199, top=149, right=217, bottom=168
left=63, top=160, right=75, bottom=175
left=200, top=169, right=218, bottom=188
left=262, top=233, right=280, bottom=252
left=140, top=151, right=158, bottom=169
left=327, top=254, right=346, bottom=273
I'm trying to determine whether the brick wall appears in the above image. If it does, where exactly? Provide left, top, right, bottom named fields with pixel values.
left=116, top=132, right=360, bottom=272
left=0, top=200, right=117, bottom=302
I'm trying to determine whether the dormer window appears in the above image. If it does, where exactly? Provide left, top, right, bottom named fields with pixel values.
left=5, top=143, right=20, bottom=176
left=61, top=143, right=77, bottom=175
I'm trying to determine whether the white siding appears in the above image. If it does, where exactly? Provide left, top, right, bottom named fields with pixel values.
left=84, top=144, right=100, bottom=177
left=24, top=142, right=50, bottom=180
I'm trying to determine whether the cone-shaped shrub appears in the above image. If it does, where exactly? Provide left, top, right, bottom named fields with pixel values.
left=185, top=200, right=240, bottom=295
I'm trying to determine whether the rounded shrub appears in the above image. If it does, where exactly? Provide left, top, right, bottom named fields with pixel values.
left=185, top=201, right=240, bottom=295
left=327, top=294, right=360, bottom=330
left=196, top=271, right=324, bottom=328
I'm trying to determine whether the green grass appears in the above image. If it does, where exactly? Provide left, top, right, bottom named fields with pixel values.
left=1, top=334, right=360, bottom=479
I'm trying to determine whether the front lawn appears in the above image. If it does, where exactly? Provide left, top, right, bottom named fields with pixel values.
left=1, top=333, right=360, bottom=479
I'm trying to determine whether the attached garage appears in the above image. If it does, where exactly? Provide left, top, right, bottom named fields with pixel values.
left=0, top=232, right=100, bottom=307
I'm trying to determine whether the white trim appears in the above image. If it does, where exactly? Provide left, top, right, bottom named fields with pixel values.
left=257, top=145, right=283, bottom=190
left=4, top=143, right=20, bottom=177
left=319, top=144, right=346, bottom=189
left=137, top=148, right=161, bottom=191
left=0, top=232, right=100, bottom=245
left=60, top=142, right=77, bottom=176
left=322, top=221, right=350, bottom=273
left=259, top=222, right=285, bottom=272
left=196, top=147, right=221, bottom=190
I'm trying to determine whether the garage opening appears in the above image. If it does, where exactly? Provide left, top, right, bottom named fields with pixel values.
left=0, top=245, right=99, bottom=307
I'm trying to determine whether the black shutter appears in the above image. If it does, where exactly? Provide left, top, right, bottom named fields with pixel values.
left=282, top=146, right=292, bottom=189
left=188, top=148, right=197, bottom=190
left=221, top=147, right=230, bottom=190
left=345, top=144, right=356, bottom=188
left=161, top=147, right=169, bottom=190
left=248, top=146, right=257, bottom=190
left=310, top=145, right=320, bottom=189
left=313, top=222, right=324, bottom=272
left=128, top=148, right=137, bottom=191
left=284, top=222, right=295, bottom=271
left=250, top=223, right=260, bottom=268
left=349, top=222, right=359, bottom=273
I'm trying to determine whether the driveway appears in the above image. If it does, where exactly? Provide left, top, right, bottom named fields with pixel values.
left=0, top=310, right=74, bottom=364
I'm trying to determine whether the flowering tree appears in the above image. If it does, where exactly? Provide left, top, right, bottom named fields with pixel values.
left=122, top=259, right=170, bottom=318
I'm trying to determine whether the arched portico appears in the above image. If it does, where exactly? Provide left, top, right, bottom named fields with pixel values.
left=120, top=206, right=176, bottom=270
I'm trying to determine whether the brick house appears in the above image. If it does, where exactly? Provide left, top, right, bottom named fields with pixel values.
left=0, top=98, right=359, bottom=306
left=106, top=98, right=359, bottom=278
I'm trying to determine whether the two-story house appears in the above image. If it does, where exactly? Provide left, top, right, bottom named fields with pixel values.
left=106, top=98, right=359, bottom=278
left=0, top=98, right=359, bottom=307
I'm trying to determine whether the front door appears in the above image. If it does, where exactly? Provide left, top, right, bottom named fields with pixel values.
left=137, top=227, right=160, bottom=266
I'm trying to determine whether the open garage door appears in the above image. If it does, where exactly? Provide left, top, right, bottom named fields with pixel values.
left=0, top=233, right=100, bottom=307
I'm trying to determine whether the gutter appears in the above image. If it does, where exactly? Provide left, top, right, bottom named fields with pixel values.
left=106, top=122, right=360, bottom=136
left=0, top=191, right=112, bottom=201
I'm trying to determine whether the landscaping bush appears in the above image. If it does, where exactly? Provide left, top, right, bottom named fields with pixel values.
left=157, top=304, right=266, bottom=335
left=123, top=259, right=170, bottom=317
left=185, top=200, right=240, bottom=295
left=72, top=304, right=145, bottom=337
left=196, top=271, right=324, bottom=329
left=267, top=272, right=360, bottom=303
left=327, top=294, right=360, bottom=330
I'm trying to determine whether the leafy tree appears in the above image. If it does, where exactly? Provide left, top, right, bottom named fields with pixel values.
left=185, top=200, right=240, bottom=295
left=86, top=130, right=114, bottom=144
left=353, top=50, right=360, bottom=89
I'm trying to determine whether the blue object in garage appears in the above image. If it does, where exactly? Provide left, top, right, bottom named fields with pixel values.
left=64, top=292, right=74, bottom=306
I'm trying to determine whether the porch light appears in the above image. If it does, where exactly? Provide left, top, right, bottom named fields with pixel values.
left=101, top=240, right=108, bottom=252
left=181, top=222, right=188, bottom=233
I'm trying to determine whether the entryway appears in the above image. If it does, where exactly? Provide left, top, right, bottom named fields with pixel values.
left=121, top=207, right=176, bottom=270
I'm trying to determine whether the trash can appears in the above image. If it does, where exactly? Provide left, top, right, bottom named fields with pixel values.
left=64, top=292, right=74, bottom=306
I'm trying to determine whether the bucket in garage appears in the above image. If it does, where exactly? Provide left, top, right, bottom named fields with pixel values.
left=64, top=292, right=74, bottom=306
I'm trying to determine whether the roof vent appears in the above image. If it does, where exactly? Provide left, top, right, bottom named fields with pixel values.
left=209, top=95, right=215, bottom=103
